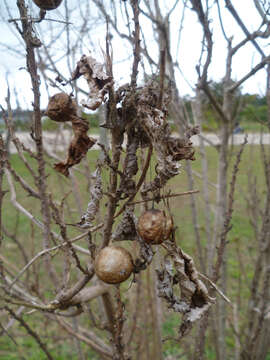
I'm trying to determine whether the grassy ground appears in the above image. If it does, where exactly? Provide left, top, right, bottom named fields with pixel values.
left=1, top=143, right=270, bottom=359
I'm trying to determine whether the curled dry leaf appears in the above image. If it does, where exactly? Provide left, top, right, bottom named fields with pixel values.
left=72, top=55, right=113, bottom=110
left=112, top=205, right=137, bottom=241
left=156, top=241, right=215, bottom=339
left=133, top=234, right=154, bottom=273
left=76, top=167, right=103, bottom=229
left=45, top=92, right=96, bottom=176
left=114, top=81, right=198, bottom=199
left=117, top=128, right=139, bottom=198
left=136, top=82, right=198, bottom=198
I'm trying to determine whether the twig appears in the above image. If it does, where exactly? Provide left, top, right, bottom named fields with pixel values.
left=225, top=0, right=265, bottom=57
left=7, top=226, right=101, bottom=290
left=229, top=55, right=270, bottom=93
left=0, top=321, right=18, bottom=345
left=199, top=272, right=232, bottom=306
left=128, top=189, right=199, bottom=205
left=190, top=0, right=213, bottom=84
left=56, top=317, right=113, bottom=358
left=8, top=17, right=72, bottom=25
left=5, top=165, right=97, bottom=258
left=4, top=306, right=54, bottom=360
left=56, top=268, right=95, bottom=306
left=0, top=306, right=24, bottom=337
left=212, top=136, right=247, bottom=282
left=158, top=50, right=166, bottom=110
left=130, top=0, right=141, bottom=88
left=112, top=287, right=127, bottom=358
left=0, top=135, right=7, bottom=249
left=49, top=195, right=88, bottom=275
left=16, top=0, right=54, bottom=286
left=5, top=160, right=40, bottom=199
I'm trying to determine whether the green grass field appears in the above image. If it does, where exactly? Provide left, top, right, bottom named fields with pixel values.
left=1, top=143, right=269, bottom=359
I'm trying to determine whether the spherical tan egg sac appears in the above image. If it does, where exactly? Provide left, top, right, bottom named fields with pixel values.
left=45, top=92, right=77, bottom=122
left=94, top=246, right=134, bottom=284
left=32, top=0, right=63, bottom=10
left=137, top=209, right=173, bottom=244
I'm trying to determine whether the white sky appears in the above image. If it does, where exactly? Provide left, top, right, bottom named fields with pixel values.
left=0, top=0, right=269, bottom=110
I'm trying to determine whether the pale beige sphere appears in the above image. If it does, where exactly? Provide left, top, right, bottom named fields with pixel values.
left=137, top=209, right=173, bottom=244
left=94, top=246, right=134, bottom=284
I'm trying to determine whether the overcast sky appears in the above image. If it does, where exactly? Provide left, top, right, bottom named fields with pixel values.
left=0, top=0, right=269, bottom=110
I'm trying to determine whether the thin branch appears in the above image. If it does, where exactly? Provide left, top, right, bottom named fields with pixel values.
left=212, top=136, right=247, bottom=282
left=225, top=0, right=265, bottom=57
left=130, top=0, right=141, bottom=88
left=199, top=272, right=232, bottom=306
left=56, top=317, right=113, bottom=358
left=229, top=56, right=270, bottom=92
left=7, top=227, right=100, bottom=289
left=190, top=0, right=213, bottom=84
left=128, top=189, right=199, bottom=205
left=0, top=135, right=7, bottom=250
left=4, top=306, right=54, bottom=360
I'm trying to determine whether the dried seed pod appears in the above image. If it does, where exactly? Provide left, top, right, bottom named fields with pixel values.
left=137, top=209, right=173, bottom=244
left=94, top=246, right=134, bottom=284
left=32, top=0, right=63, bottom=10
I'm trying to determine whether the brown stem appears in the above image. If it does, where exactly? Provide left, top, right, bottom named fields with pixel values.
left=0, top=136, right=7, bottom=250
left=16, top=0, right=56, bottom=284
left=128, top=189, right=199, bottom=205
left=130, top=0, right=141, bottom=88
left=114, top=144, right=153, bottom=218
left=102, top=130, right=122, bottom=247
left=5, top=306, right=54, bottom=360
left=212, top=137, right=247, bottom=283
left=56, top=317, right=113, bottom=359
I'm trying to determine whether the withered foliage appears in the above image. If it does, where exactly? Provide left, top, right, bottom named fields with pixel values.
left=116, top=128, right=139, bottom=198
left=116, top=81, right=199, bottom=199
left=112, top=205, right=137, bottom=241
left=71, top=55, right=113, bottom=110
left=156, top=240, right=215, bottom=339
left=45, top=92, right=96, bottom=176
left=133, top=234, right=154, bottom=273
left=76, top=166, right=103, bottom=229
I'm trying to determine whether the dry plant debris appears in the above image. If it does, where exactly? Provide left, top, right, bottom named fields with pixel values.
left=115, top=81, right=199, bottom=199
left=157, top=240, right=215, bottom=339
left=71, top=55, right=113, bottom=110
left=112, top=205, right=137, bottom=241
left=76, top=166, right=103, bottom=228
left=45, top=92, right=96, bottom=176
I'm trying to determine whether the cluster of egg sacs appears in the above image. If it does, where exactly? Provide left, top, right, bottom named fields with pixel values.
left=95, top=210, right=173, bottom=284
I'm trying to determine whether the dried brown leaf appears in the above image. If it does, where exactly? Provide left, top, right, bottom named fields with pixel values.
left=45, top=92, right=96, bottom=176
left=112, top=205, right=137, bottom=241
left=72, top=55, right=113, bottom=110
left=157, top=241, right=215, bottom=339
left=76, top=167, right=103, bottom=228
left=134, top=82, right=198, bottom=198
